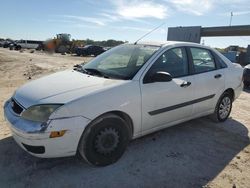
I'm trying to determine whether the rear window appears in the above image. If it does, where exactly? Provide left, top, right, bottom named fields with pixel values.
left=190, top=48, right=216, bottom=73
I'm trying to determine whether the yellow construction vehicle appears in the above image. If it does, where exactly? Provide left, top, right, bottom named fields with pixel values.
left=44, top=33, right=74, bottom=53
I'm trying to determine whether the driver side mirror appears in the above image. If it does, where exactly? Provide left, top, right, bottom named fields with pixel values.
left=149, top=71, right=172, bottom=83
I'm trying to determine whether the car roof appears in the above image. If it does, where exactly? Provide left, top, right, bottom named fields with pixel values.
left=135, top=41, right=210, bottom=49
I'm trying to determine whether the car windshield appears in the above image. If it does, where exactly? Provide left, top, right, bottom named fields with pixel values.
left=83, top=45, right=91, bottom=49
left=81, top=44, right=160, bottom=80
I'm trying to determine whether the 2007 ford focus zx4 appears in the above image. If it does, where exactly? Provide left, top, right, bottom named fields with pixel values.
left=4, top=41, right=243, bottom=166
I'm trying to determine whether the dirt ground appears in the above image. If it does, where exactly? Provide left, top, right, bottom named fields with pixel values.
left=0, top=48, right=249, bottom=188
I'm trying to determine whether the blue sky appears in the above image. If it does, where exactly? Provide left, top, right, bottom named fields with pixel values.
left=0, top=0, right=250, bottom=47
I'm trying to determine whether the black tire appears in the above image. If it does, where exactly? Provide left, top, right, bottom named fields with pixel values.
left=82, top=51, right=87, bottom=56
left=78, top=114, right=130, bottom=166
left=16, top=45, right=21, bottom=51
left=210, top=92, right=233, bottom=122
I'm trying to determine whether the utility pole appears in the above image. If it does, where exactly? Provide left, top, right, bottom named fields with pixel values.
left=229, top=12, right=233, bottom=26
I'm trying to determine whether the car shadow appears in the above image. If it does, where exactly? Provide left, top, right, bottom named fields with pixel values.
left=0, top=117, right=249, bottom=188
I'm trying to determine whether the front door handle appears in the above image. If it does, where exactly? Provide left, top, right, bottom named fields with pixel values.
left=180, top=81, right=191, bottom=88
left=214, top=74, right=222, bottom=79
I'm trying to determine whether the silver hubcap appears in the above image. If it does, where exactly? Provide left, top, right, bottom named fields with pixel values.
left=95, top=127, right=119, bottom=155
left=219, top=96, right=231, bottom=119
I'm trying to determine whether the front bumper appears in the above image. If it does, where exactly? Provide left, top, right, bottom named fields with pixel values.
left=4, top=99, right=90, bottom=158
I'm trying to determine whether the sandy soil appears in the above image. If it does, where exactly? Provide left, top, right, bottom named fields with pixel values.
left=0, top=48, right=249, bottom=188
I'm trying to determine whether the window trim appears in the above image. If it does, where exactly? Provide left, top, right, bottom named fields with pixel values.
left=143, top=47, right=190, bottom=84
left=187, top=47, right=218, bottom=75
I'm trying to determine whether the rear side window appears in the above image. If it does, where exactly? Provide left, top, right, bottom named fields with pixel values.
left=190, top=48, right=216, bottom=73
left=214, top=53, right=228, bottom=69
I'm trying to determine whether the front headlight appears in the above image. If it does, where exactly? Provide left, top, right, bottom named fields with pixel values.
left=21, top=104, right=63, bottom=122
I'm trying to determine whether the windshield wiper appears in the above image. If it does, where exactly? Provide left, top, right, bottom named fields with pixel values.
left=74, top=65, right=123, bottom=79
left=73, top=65, right=102, bottom=77
left=83, top=68, right=110, bottom=78
left=73, top=64, right=89, bottom=74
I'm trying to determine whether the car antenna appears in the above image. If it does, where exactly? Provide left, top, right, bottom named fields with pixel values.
left=134, top=23, right=166, bottom=45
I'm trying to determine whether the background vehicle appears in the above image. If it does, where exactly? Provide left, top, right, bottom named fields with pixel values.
left=44, top=33, right=72, bottom=53
left=0, top=40, right=5, bottom=47
left=243, top=64, right=250, bottom=87
left=3, top=41, right=13, bottom=48
left=75, top=45, right=105, bottom=56
left=13, top=40, right=43, bottom=50
left=43, top=33, right=82, bottom=53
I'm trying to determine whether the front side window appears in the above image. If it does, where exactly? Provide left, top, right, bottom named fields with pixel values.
left=146, top=47, right=189, bottom=78
left=190, top=48, right=216, bottom=73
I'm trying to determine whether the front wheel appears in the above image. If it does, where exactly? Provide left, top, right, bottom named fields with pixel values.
left=211, top=92, right=233, bottom=122
left=78, top=114, right=130, bottom=166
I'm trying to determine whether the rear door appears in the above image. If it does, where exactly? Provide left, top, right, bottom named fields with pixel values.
left=188, top=47, right=225, bottom=115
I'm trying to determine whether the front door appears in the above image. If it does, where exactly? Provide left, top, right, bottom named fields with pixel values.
left=140, top=47, right=195, bottom=133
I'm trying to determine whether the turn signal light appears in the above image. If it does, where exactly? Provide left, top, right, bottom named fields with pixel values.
left=50, top=130, right=67, bottom=138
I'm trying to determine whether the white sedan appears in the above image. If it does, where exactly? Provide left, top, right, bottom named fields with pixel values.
left=4, top=41, right=243, bottom=166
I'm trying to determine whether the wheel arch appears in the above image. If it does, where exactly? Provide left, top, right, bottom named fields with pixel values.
left=110, top=111, right=134, bottom=139
left=224, top=88, right=235, bottom=101
left=81, top=110, right=134, bottom=140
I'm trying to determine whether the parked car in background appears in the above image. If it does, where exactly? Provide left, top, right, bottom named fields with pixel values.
left=9, top=43, right=16, bottom=50
left=13, top=40, right=43, bottom=50
left=75, top=45, right=105, bottom=56
left=4, top=41, right=243, bottom=166
left=0, top=40, right=5, bottom=47
left=243, top=64, right=250, bottom=88
left=3, top=41, right=12, bottom=48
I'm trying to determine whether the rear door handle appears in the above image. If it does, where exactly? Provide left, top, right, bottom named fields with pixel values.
left=180, top=81, right=191, bottom=88
left=214, top=74, right=222, bottom=79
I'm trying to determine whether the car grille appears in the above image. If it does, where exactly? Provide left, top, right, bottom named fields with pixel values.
left=11, top=98, right=23, bottom=115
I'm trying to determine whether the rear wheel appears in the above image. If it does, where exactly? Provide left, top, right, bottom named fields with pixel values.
left=78, top=114, right=130, bottom=166
left=211, top=92, right=233, bottom=122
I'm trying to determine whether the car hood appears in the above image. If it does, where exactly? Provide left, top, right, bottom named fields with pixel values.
left=14, top=70, right=125, bottom=108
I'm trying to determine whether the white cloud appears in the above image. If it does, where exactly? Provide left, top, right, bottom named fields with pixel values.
left=119, top=26, right=151, bottom=32
left=232, top=11, right=250, bottom=16
left=112, top=0, right=168, bottom=19
left=168, top=0, right=213, bottom=16
left=167, top=0, right=250, bottom=16
left=220, top=10, right=250, bottom=16
left=61, top=15, right=106, bottom=26
left=98, top=13, right=120, bottom=21
left=109, top=25, right=166, bottom=34
left=47, top=19, right=76, bottom=24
